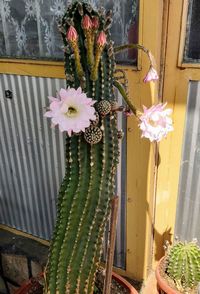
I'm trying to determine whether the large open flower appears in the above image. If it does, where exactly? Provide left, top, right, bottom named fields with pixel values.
left=139, top=103, right=173, bottom=142
left=44, top=87, right=96, bottom=136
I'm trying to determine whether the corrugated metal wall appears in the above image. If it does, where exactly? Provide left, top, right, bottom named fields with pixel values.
left=175, top=81, right=200, bottom=244
left=0, top=74, right=126, bottom=268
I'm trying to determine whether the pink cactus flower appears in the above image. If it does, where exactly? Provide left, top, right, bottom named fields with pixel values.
left=82, top=15, right=92, bottom=30
left=97, top=31, right=106, bottom=47
left=143, top=66, right=159, bottom=83
left=139, top=103, right=173, bottom=142
left=92, top=16, right=99, bottom=30
left=44, top=87, right=96, bottom=136
left=66, top=26, right=78, bottom=42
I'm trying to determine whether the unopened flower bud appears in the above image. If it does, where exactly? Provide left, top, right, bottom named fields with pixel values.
left=143, top=66, right=159, bottom=83
left=92, top=16, right=99, bottom=30
left=66, top=26, right=78, bottom=42
left=97, top=31, right=106, bottom=47
left=82, top=14, right=92, bottom=30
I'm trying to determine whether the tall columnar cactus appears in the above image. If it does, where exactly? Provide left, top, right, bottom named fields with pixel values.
left=45, top=2, right=119, bottom=294
left=166, top=241, right=200, bottom=292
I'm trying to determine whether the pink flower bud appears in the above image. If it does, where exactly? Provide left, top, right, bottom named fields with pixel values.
left=92, top=16, right=99, bottom=30
left=82, top=15, right=92, bottom=30
left=97, top=31, right=106, bottom=47
left=66, top=26, right=78, bottom=42
left=143, top=66, right=159, bottom=83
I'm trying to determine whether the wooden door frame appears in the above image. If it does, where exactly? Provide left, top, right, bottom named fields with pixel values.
left=153, top=0, right=200, bottom=268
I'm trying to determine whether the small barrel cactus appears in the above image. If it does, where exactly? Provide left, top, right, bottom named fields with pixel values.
left=165, top=241, right=200, bottom=292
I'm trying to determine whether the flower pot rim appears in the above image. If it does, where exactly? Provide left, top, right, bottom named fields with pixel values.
left=15, top=271, right=138, bottom=294
left=155, top=256, right=181, bottom=294
left=112, top=271, right=138, bottom=294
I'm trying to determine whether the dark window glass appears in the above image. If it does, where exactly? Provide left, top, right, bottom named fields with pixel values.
left=0, top=0, right=139, bottom=65
left=184, top=0, right=200, bottom=63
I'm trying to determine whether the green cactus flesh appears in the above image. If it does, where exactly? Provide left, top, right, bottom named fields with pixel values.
left=45, top=2, right=119, bottom=294
left=166, top=242, right=200, bottom=291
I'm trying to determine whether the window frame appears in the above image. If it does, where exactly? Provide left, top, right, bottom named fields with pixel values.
left=0, top=0, right=140, bottom=75
left=178, top=0, right=200, bottom=68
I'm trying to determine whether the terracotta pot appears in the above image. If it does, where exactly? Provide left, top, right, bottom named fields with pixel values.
left=112, top=271, right=138, bottom=293
left=14, top=276, right=43, bottom=294
left=155, top=257, right=181, bottom=294
left=15, top=272, right=138, bottom=294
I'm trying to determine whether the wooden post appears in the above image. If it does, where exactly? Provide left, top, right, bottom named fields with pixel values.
left=103, top=196, right=119, bottom=294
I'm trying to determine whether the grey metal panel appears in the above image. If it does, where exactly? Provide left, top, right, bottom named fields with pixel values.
left=175, top=81, right=200, bottom=243
left=0, top=74, right=66, bottom=238
left=0, top=74, right=126, bottom=269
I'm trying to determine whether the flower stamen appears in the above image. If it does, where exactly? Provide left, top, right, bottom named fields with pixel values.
left=66, top=106, right=78, bottom=117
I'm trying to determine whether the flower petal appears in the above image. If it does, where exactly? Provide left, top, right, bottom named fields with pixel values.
left=44, top=87, right=96, bottom=136
left=138, top=103, right=173, bottom=142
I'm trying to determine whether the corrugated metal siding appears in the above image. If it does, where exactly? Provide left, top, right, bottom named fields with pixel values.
left=0, top=74, right=126, bottom=269
left=175, top=81, right=200, bottom=243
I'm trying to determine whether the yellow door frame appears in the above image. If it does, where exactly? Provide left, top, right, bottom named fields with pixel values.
left=125, top=0, right=164, bottom=281
left=153, top=0, right=200, bottom=267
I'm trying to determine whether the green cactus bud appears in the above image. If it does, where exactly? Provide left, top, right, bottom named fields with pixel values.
left=84, top=126, right=103, bottom=145
left=96, top=100, right=112, bottom=116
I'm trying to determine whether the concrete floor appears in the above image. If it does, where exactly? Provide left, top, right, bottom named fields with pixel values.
left=141, top=272, right=159, bottom=294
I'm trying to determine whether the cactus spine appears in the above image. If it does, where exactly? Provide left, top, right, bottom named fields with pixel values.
left=45, top=2, right=119, bottom=294
left=166, top=241, right=200, bottom=292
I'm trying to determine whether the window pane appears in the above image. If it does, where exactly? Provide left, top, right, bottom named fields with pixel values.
left=0, top=0, right=139, bottom=65
left=184, top=0, right=200, bottom=63
left=175, top=81, right=200, bottom=243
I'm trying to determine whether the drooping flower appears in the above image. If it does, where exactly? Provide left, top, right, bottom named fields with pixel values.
left=96, top=31, right=107, bottom=47
left=44, top=87, right=96, bottom=136
left=138, top=103, right=173, bottom=142
left=143, top=66, right=159, bottom=83
left=66, top=26, right=78, bottom=42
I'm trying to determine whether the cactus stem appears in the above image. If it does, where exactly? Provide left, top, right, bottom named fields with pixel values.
left=46, top=3, right=119, bottom=293
left=91, top=47, right=104, bottom=81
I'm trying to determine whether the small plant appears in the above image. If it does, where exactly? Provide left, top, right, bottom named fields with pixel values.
left=165, top=241, right=200, bottom=293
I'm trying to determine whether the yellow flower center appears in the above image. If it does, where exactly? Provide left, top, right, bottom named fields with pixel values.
left=148, top=118, right=157, bottom=127
left=66, top=106, right=77, bottom=117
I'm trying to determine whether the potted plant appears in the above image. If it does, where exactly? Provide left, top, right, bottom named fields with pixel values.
left=43, top=0, right=173, bottom=289
left=156, top=241, right=200, bottom=294
left=15, top=1, right=173, bottom=293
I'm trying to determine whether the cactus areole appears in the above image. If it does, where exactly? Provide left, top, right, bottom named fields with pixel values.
left=45, top=2, right=120, bottom=294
